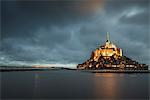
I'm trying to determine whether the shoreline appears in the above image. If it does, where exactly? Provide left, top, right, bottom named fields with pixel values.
left=0, top=67, right=149, bottom=73
left=79, top=70, right=150, bottom=73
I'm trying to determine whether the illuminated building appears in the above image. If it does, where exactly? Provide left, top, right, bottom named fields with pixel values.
left=92, top=32, right=122, bottom=61
left=77, top=32, right=148, bottom=70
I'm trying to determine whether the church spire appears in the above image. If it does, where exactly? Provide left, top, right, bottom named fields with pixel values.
left=106, top=32, right=110, bottom=43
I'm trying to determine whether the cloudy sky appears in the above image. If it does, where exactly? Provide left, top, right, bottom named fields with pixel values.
left=0, top=0, right=149, bottom=67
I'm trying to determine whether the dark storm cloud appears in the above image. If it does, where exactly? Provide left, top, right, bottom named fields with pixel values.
left=1, top=0, right=103, bottom=38
left=0, top=0, right=149, bottom=67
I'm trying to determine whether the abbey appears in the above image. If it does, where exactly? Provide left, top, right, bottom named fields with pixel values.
left=92, top=32, right=122, bottom=61
left=77, top=33, right=148, bottom=70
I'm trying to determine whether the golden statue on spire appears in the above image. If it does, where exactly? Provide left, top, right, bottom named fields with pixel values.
left=106, top=32, right=110, bottom=43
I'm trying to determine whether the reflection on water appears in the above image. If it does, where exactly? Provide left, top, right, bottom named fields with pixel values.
left=94, top=73, right=115, bottom=77
left=1, top=70, right=149, bottom=99
left=118, top=74, right=124, bottom=77
left=128, top=74, right=138, bottom=77
left=94, top=73, right=118, bottom=99
left=33, top=73, right=40, bottom=97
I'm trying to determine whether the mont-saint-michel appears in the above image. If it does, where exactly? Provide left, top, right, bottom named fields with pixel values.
left=77, top=32, right=148, bottom=71
left=1, top=0, right=149, bottom=99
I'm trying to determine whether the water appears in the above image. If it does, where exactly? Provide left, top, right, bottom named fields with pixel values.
left=1, top=70, right=149, bottom=99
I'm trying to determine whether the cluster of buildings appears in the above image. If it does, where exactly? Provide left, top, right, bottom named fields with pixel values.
left=77, top=32, right=148, bottom=70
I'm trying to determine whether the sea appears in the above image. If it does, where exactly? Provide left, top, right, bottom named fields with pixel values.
left=1, top=69, right=149, bottom=100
